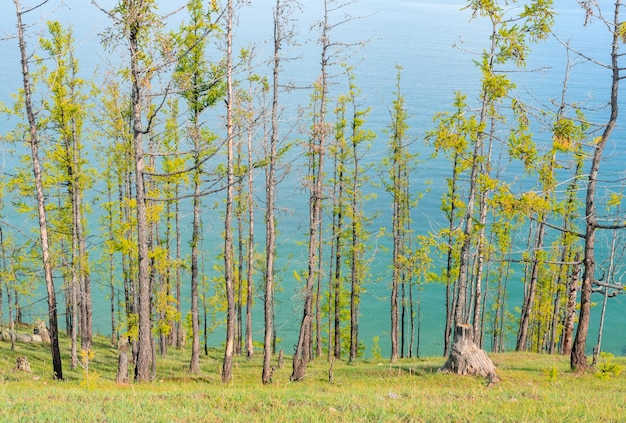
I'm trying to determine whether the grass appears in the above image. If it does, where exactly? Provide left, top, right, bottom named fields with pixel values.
left=1, top=330, right=626, bottom=422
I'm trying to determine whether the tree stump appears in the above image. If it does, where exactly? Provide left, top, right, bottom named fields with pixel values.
left=34, top=319, right=50, bottom=343
left=16, top=356, right=31, bottom=372
left=440, top=324, right=499, bottom=384
left=116, top=337, right=129, bottom=384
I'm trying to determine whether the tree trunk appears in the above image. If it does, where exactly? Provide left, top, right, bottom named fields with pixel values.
left=333, top=178, right=343, bottom=360
left=571, top=0, right=621, bottom=372
left=292, top=0, right=330, bottom=382
left=15, top=0, right=63, bottom=381
left=245, top=79, right=255, bottom=359
left=222, top=0, right=236, bottom=384
left=2, top=228, right=15, bottom=352
left=561, top=258, right=579, bottom=355
left=116, top=337, right=129, bottom=384
left=129, top=6, right=153, bottom=382
left=262, top=1, right=279, bottom=376
left=517, top=214, right=547, bottom=351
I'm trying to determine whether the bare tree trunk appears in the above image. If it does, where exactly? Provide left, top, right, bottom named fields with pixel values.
left=128, top=6, right=153, bottom=382
left=71, top=258, right=79, bottom=369
left=291, top=0, right=330, bottom=382
left=116, top=336, right=129, bottom=384
left=441, top=149, right=462, bottom=357
left=175, top=195, right=183, bottom=348
left=333, top=172, right=344, bottom=360
left=593, top=210, right=622, bottom=364
left=245, top=85, right=255, bottom=362
left=262, top=3, right=280, bottom=382
left=1, top=228, right=15, bottom=352
left=236, top=191, right=244, bottom=356
left=106, top=187, right=118, bottom=346
left=222, top=0, right=236, bottom=384
left=187, top=175, right=200, bottom=368
left=77, top=199, right=92, bottom=351
left=561, top=258, right=579, bottom=355
left=349, top=126, right=361, bottom=362
left=571, top=0, right=621, bottom=372
left=14, top=0, right=63, bottom=380
left=517, top=214, right=547, bottom=351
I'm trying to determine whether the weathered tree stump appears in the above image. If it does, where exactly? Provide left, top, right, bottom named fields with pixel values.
left=34, top=319, right=50, bottom=343
left=16, top=356, right=31, bottom=372
left=116, top=337, right=129, bottom=384
left=1, top=328, right=10, bottom=342
left=440, top=323, right=499, bottom=384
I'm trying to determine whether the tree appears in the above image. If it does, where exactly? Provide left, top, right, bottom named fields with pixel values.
left=291, top=0, right=363, bottom=380
left=262, top=0, right=299, bottom=383
left=39, top=20, right=94, bottom=364
left=427, top=92, right=472, bottom=356
left=173, top=0, right=222, bottom=375
left=593, top=197, right=625, bottom=364
left=344, top=68, right=374, bottom=362
left=291, top=0, right=334, bottom=382
left=571, top=0, right=625, bottom=372
left=329, top=91, right=348, bottom=360
left=13, top=0, right=63, bottom=380
left=446, top=0, right=553, bottom=338
left=96, top=75, right=137, bottom=355
left=384, top=65, right=413, bottom=362
left=222, top=0, right=236, bottom=384
left=100, top=0, right=173, bottom=382
left=126, top=0, right=155, bottom=382
left=324, top=66, right=375, bottom=362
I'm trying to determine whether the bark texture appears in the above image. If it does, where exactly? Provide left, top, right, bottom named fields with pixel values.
left=441, top=324, right=499, bottom=384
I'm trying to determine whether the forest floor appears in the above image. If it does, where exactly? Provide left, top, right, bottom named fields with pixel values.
left=1, top=326, right=625, bottom=422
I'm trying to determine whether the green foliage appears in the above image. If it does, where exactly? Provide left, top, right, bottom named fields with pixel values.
left=79, top=349, right=100, bottom=391
left=125, top=313, right=139, bottom=342
left=183, top=312, right=194, bottom=345
left=543, top=364, right=559, bottom=383
left=173, top=0, right=225, bottom=115
left=596, top=352, right=623, bottom=379
left=153, top=290, right=181, bottom=338
left=371, top=336, right=382, bottom=360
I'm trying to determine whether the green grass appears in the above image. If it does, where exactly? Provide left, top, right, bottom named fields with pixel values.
left=1, top=331, right=626, bottom=422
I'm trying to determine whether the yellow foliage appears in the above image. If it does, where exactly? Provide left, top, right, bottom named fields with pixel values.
left=619, top=22, right=626, bottom=43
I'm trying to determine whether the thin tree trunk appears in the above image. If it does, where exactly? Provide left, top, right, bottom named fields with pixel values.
left=292, top=0, right=330, bottom=382
left=175, top=191, right=183, bottom=348
left=517, top=213, right=547, bottom=351
left=262, top=2, right=280, bottom=384
left=593, top=220, right=620, bottom=364
left=0, top=228, right=13, bottom=351
left=349, top=124, right=361, bottom=362
left=443, top=152, right=460, bottom=357
left=561, top=257, right=580, bottom=355
left=245, top=83, right=255, bottom=362
left=236, top=182, right=244, bottom=355
left=15, top=0, right=63, bottom=380
left=222, top=0, right=236, bottom=384
left=333, top=163, right=344, bottom=359
left=189, top=118, right=202, bottom=375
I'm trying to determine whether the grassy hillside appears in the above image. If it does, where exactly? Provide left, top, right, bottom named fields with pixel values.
left=1, top=328, right=625, bottom=422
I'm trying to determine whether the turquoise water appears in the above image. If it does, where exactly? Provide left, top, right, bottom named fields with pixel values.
left=0, top=0, right=625, bottom=358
